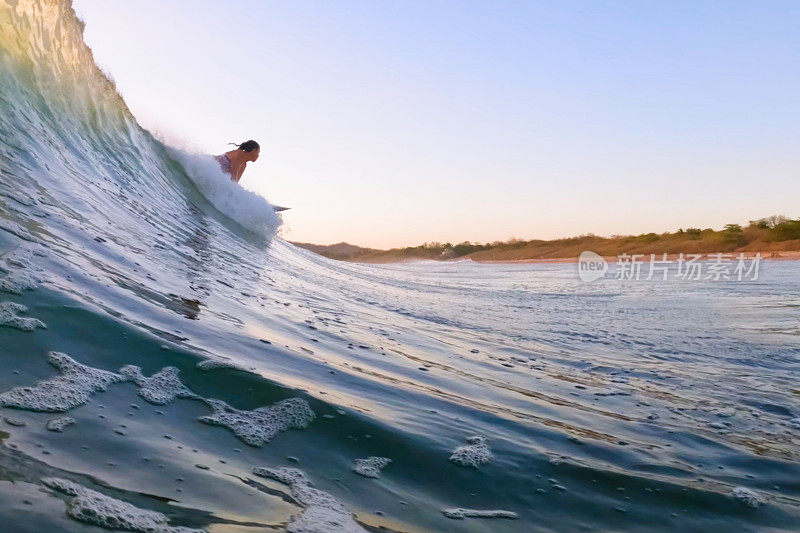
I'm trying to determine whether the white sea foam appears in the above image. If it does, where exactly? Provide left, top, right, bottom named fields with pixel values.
left=252, top=466, right=365, bottom=533
left=351, top=457, right=391, bottom=478
left=168, top=148, right=281, bottom=237
left=196, top=358, right=257, bottom=374
left=0, top=246, right=42, bottom=281
left=255, top=466, right=313, bottom=486
left=42, top=478, right=202, bottom=533
left=449, top=435, right=493, bottom=468
left=119, top=366, right=200, bottom=405
left=199, top=398, right=315, bottom=447
left=0, top=352, right=125, bottom=412
left=442, top=508, right=518, bottom=520
left=732, top=486, right=764, bottom=508
left=3, top=248, right=33, bottom=268
left=0, top=270, right=39, bottom=294
left=46, top=416, right=76, bottom=432
left=0, top=301, right=45, bottom=331
left=0, top=219, right=36, bottom=242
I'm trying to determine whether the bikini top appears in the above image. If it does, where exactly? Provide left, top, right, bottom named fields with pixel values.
left=215, top=154, right=231, bottom=175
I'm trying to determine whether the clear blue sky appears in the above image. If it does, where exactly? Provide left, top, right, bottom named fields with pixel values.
left=73, top=0, right=800, bottom=248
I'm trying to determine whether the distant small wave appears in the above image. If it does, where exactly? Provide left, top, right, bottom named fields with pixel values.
left=168, top=148, right=282, bottom=237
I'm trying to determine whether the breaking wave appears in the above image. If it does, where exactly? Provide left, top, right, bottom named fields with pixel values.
left=1, top=1, right=800, bottom=532
left=167, top=148, right=282, bottom=237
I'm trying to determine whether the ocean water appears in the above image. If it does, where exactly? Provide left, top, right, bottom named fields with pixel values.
left=2, top=1, right=800, bottom=532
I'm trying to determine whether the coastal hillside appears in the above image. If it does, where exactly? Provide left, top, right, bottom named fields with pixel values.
left=292, top=241, right=382, bottom=260
left=295, top=215, right=800, bottom=263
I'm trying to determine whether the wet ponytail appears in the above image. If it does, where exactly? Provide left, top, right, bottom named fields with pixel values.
left=229, top=140, right=260, bottom=152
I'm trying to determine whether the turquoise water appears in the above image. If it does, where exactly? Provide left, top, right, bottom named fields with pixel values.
left=2, top=1, right=800, bottom=532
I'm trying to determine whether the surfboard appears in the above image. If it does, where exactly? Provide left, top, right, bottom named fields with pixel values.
left=273, top=205, right=290, bottom=212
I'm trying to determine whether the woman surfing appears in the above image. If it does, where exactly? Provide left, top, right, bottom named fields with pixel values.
left=215, top=140, right=260, bottom=182
left=216, top=140, right=289, bottom=212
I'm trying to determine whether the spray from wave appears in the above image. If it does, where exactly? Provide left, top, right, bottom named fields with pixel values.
left=167, top=148, right=282, bottom=237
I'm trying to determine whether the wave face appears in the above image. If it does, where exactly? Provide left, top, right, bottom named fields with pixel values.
left=2, top=1, right=800, bottom=532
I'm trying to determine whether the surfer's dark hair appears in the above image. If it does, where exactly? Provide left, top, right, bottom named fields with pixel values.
left=231, top=140, right=259, bottom=152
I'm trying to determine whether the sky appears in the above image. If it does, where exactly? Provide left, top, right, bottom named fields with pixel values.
left=72, top=0, right=800, bottom=249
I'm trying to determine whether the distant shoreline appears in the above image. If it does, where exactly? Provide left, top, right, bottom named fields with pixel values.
left=293, top=217, right=800, bottom=264
left=335, top=250, right=800, bottom=265
left=296, top=245, right=800, bottom=265
left=471, top=250, right=800, bottom=265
